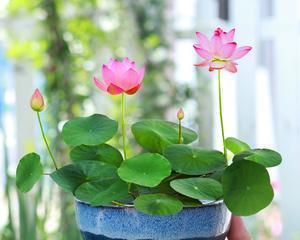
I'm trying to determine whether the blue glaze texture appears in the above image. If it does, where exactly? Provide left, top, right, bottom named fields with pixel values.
left=75, top=200, right=231, bottom=240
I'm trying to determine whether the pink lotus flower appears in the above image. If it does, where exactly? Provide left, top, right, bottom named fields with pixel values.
left=193, top=27, right=252, bottom=73
left=30, top=88, right=45, bottom=112
left=93, top=58, right=145, bottom=95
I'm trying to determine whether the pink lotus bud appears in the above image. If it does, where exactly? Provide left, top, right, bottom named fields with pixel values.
left=177, top=107, right=184, bottom=120
left=30, top=88, right=45, bottom=112
left=93, top=57, right=145, bottom=95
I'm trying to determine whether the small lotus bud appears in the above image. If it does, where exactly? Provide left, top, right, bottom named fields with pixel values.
left=30, top=88, right=45, bottom=112
left=177, top=107, right=184, bottom=120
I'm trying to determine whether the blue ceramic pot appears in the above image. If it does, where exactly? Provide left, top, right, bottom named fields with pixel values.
left=76, top=200, right=231, bottom=240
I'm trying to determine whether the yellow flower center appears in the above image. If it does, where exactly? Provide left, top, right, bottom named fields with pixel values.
left=212, top=58, right=227, bottom=63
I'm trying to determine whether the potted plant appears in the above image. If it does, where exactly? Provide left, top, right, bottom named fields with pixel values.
left=16, top=28, right=282, bottom=240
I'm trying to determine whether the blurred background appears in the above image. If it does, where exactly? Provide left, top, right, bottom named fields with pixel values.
left=0, top=0, right=298, bottom=239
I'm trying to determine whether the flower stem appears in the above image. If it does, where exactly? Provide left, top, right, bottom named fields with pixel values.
left=121, top=93, right=127, bottom=160
left=37, top=112, right=58, bottom=170
left=178, top=120, right=182, bottom=144
left=112, top=200, right=125, bottom=206
left=217, top=70, right=227, bottom=159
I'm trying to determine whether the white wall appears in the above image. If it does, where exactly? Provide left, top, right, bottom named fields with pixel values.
left=273, top=0, right=300, bottom=238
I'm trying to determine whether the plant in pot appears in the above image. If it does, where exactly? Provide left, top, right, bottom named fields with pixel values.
left=16, top=28, right=282, bottom=240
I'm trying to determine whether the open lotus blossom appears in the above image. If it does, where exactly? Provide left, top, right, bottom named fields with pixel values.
left=193, top=27, right=252, bottom=73
left=93, top=58, right=145, bottom=95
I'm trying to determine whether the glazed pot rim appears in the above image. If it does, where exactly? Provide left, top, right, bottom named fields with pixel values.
left=75, top=198, right=224, bottom=209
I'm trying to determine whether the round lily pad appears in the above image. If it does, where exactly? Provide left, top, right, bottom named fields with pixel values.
left=75, top=179, right=129, bottom=206
left=62, top=114, right=118, bottom=146
left=225, top=137, right=250, bottom=154
left=137, top=183, right=202, bottom=207
left=233, top=148, right=282, bottom=168
left=70, top=144, right=123, bottom=167
left=164, top=144, right=226, bottom=175
left=132, top=120, right=197, bottom=153
left=117, top=153, right=171, bottom=187
left=16, top=152, right=43, bottom=193
left=170, top=177, right=223, bottom=200
left=222, top=160, right=274, bottom=216
left=134, top=193, right=183, bottom=215
left=50, top=161, right=117, bottom=193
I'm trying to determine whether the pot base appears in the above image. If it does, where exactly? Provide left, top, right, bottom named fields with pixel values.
left=76, top=200, right=230, bottom=240
left=80, top=231, right=227, bottom=240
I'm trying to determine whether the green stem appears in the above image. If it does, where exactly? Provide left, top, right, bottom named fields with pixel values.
left=112, top=200, right=125, bottom=206
left=37, top=112, right=58, bottom=170
left=217, top=70, right=227, bottom=159
left=121, top=93, right=127, bottom=160
left=178, top=120, right=182, bottom=144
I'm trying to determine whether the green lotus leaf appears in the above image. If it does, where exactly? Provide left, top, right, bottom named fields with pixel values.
left=62, top=114, right=118, bottom=146
left=222, top=160, right=274, bottom=216
left=233, top=148, right=282, bottom=168
left=164, top=144, right=226, bottom=175
left=16, top=153, right=43, bottom=193
left=134, top=193, right=183, bottom=215
left=70, top=144, right=123, bottom=167
left=50, top=161, right=117, bottom=193
left=117, top=153, right=171, bottom=187
left=75, top=179, right=129, bottom=206
left=132, top=120, right=197, bottom=153
left=225, top=137, right=250, bottom=154
left=170, top=177, right=223, bottom=200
